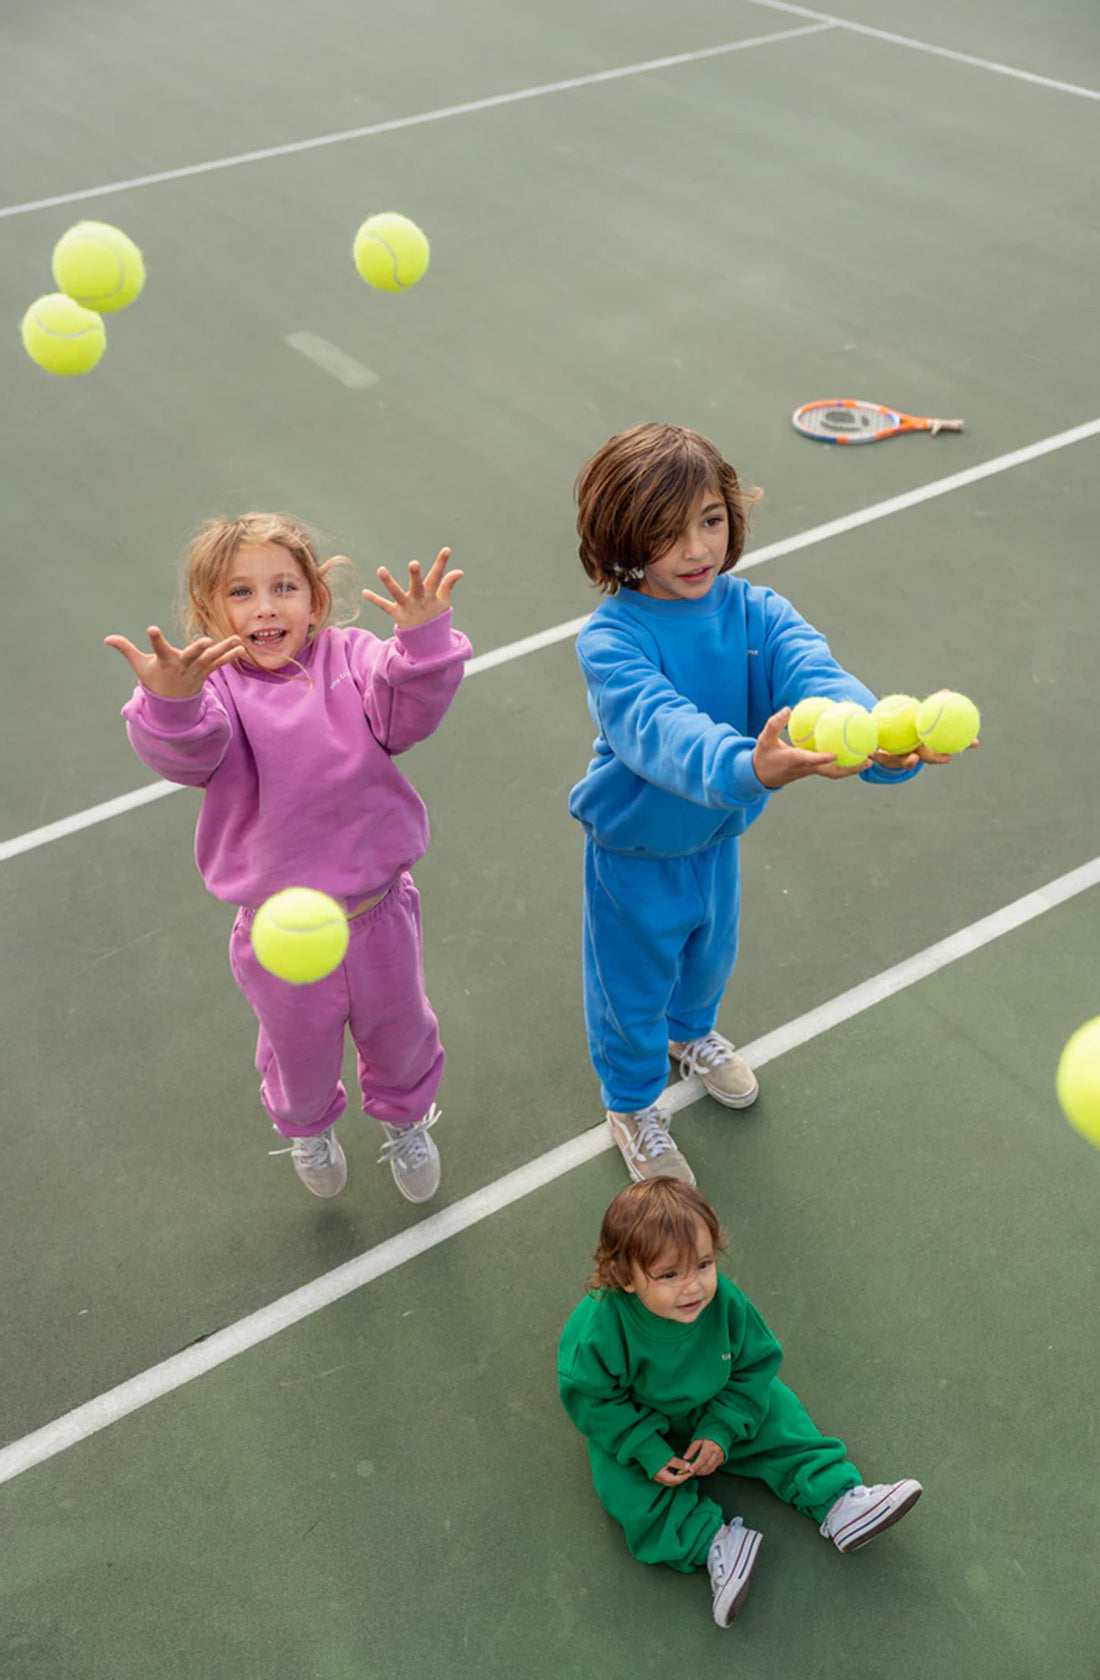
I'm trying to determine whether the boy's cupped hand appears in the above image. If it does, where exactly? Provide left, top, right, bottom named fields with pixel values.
left=752, top=708, right=867, bottom=787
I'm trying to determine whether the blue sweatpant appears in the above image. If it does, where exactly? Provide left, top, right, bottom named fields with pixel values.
left=582, top=837, right=742, bottom=1112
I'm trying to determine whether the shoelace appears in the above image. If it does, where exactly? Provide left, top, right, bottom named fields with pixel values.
left=269, top=1132, right=336, bottom=1165
left=378, top=1102, right=441, bottom=1168
left=632, top=1104, right=675, bottom=1159
left=677, top=1032, right=736, bottom=1080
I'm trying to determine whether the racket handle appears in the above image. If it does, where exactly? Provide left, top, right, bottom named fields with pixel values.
left=928, top=419, right=965, bottom=434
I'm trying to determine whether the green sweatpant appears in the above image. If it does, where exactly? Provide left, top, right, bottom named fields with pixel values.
left=588, top=1378, right=860, bottom=1573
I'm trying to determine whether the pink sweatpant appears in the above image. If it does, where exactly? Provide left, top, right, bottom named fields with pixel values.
left=229, top=873, right=444, bottom=1138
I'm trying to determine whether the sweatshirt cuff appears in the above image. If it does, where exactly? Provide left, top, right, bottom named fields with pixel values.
left=132, top=689, right=207, bottom=731
left=729, top=745, right=770, bottom=808
left=394, top=609, right=468, bottom=661
left=635, top=1435, right=674, bottom=1479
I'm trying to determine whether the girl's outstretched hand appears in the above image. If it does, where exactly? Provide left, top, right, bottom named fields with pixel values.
left=752, top=708, right=866, bottom=788
left=103, top=626, right=244, bottom=698
left=362, top=547, right=464, bottom=630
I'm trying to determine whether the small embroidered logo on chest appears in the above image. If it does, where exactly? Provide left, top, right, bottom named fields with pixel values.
left=330, top=671, right=352, bottom=690
left=746, top=649, right=759, bottom=657
left=721, top=1353, right=732, bottom=1361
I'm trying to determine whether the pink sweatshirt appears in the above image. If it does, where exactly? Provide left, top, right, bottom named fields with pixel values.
left=121, top=614, right=471, bottom=907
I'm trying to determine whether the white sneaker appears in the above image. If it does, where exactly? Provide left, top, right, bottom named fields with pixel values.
left=289, top=1128, right=347, bottom=1198
left=605, top=1104, right=695, bottom=1185
left=669, top=1032, right=759, bottom=1109
left=820, top=1480, right=923, bottom=1552
left=707, top=1517, right=762, bottom=1626
left=378, top=1103, right=442, bottom=1204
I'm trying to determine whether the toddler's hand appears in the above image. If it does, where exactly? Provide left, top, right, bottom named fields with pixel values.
left=682, top=1438, right=725, bottom=1477
left=363, top=546, right=464, bottom=630
left=103, top=626, right=244, bottom=698
left=752, top=709, right=866, bottom=788
left=653, top=1455, right=694, bottom=1487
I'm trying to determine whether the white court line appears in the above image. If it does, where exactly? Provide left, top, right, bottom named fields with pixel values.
left=746, top=0, right=1100, bottom=100
left=285, top=331, right=379, bottom=389
left=0, top=24, right=832, bottom=221
left=3, top=413, right=1097, bottom=870
left=3, top=849, right=1098, bottom=1486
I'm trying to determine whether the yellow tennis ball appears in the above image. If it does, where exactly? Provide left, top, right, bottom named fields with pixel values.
left=814, top=702, right=878, bottom=767
left=872, top=693, right=921, bottom=755
left=251, top=888, right=349, bottom=985
left=21, top=292, right=106, bottom=375
left=353, top=212, right=430, bottom=291
left=1055, top=1016, right=1100, bottom=1147
left=52, top=220, right=145, bottom=313
left=915, top=690, right=980, bottom=755
left=788, top=697, right=832, bottom=750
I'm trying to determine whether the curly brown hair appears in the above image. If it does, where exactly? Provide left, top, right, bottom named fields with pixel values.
left=588, top=1178, right=726, bottom=1293
left=575, top=423, right=761, bottom=593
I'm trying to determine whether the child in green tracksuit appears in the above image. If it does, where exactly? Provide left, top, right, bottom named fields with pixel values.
left=557, top=1179, right=922, bottom=1627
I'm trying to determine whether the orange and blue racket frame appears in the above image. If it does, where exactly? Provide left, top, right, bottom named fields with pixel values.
left=793, top=399, right=965, bottom=444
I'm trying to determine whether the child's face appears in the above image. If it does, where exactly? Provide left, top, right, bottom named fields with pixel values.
left=222, top=543, right=318, bottom=669
left=624, top=1217, right=719, bottom=1322
left=639, top=485, right=729, bottom=602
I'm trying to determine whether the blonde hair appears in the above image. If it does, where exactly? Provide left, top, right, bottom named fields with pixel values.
left=179, top=512, right=355, bottom=656
left=588, top=1179, right=726, bottom=1293
left=576, top=423, right=762, bottom=593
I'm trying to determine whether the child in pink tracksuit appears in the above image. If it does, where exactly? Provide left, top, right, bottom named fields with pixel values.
left=105, top=512, right=470, bottom=1204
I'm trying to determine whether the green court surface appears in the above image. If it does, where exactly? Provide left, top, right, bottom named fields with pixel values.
left=2, top=1, right=1099, bottom=1675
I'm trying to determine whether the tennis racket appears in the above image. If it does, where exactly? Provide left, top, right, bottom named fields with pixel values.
left=793, top=400, right=964, bottom=444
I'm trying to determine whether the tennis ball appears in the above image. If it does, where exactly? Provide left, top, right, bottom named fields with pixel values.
left=915, top=690, right=980, bottom=755
left=813, top=702, right=878, bottom=767
left=1055, top=1016, right=1100, bottom=1147
left=788, top=697, right=832, bottom=750
left=353, top=212, right=430, bottom=291
left=872, top=693, right=921, bottom=756
left=251, top=888, right=349, bottom=985
left=52, top=220, right=145, bottom=312
left=21, top=292, right=106, bottom=375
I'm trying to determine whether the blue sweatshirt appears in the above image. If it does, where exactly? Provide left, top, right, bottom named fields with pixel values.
left=569, top=573, right=917, bottom=857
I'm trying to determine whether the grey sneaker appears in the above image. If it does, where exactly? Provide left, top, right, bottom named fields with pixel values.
left=820, top=1480, right=923, bottom=1552
left=707, top=1517, right=762, bottom=1626
left=605, top=1104, right=695, bottom=1185
left=378, top=1103, right=442, bottom=1204
left=669, top=1032, right=759, bottom=1109
left=289, top=1127, right=347, bottom=1198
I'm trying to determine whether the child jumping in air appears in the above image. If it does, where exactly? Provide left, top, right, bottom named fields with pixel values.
left=571, top=423, right=964, bottom=1183
left=558, top=1178, right=922, bottom=1626
left=106, top=513, right=469, bottom=1204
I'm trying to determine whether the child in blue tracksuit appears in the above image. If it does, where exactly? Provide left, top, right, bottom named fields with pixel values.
left=569, top=423, right=963, bottom=1183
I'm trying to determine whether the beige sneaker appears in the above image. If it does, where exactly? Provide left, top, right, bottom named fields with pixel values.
left=669, top=1033, right=759, bottom=1109
left=378, top=1103, right=442, bottom=1204
left=606, top=1104, right=696, bottom=1185
left=289, top=1127, right=347, bottom=1198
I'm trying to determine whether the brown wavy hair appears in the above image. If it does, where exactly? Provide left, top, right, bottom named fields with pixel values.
left=588, top=1178, right=726, bottom=1293
left=179, top=512, right=355, bottom=658
left=576, top=424, right=761, bottom=593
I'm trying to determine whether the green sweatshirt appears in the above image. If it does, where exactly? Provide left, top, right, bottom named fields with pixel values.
left=557, top=1274, right=784, bottom=1480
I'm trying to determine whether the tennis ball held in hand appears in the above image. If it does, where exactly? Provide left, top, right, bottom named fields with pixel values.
left=813, top=702, right=878, bottom=767
left=52, top=220, right=145, bottom=312
left=1056, top=1016, right=1100, bottom=1147
left=872, top=694, right=921, bottom=756
left=21, top=292, right=106, bottom=375
left=915, top=691, right=980, bottom=755
left=787, top=697, right=832, bottom=751
left=353, top=213, right=430, bottom=291
left=251, top=888, right=349, bottom=984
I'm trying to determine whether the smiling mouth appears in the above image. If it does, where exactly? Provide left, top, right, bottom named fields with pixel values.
left=679, top=567, right=710, bottom=582
left=251, top=629, right=287, bottom=648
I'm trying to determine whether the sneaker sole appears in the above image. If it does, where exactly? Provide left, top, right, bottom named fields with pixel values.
left=669, top=1053, right=760, bottom=1110
left=834, top=1483, right=923, bottom=1552
left=712, top=1527, right=762, bottom=1627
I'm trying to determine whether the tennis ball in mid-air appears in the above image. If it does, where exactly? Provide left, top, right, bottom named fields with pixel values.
left=1055, top=1016, right=1100, bottom=1147
left=872, top=693, right=921, bottom=756
left=916, top=690, right=980, bottom=755
left=787, top=697, right=832, bottom=750
left=353, top=212, right=430, bottom=291
left=251, top=888, right=349, bottom=984
left=814, top=702, right=878, bottom=767
left=52, top=220, right=145, bottom=312
left=21, top=293, right=106, bottom=375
